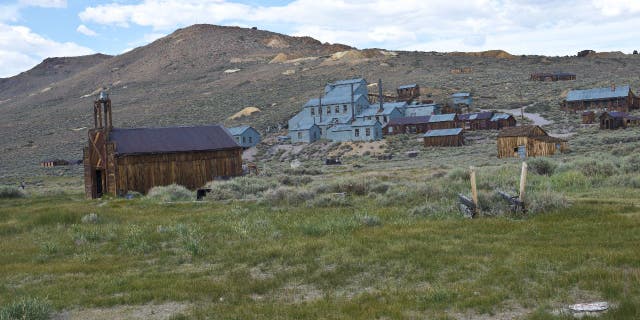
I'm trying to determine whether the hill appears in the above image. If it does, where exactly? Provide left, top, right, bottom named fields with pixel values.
left=1, top=24, right=640, bottom=178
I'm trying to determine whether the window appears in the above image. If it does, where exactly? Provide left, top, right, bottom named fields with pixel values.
left=249, top=137, right=253, bottom=143
left=354, top=128, right=360, bottom=137
left=319, top=128, right=322, bottom=135
left=242, top=137, right=246, bottom=143
left=236, top=137, right=240, bottom=142
left=310, top=108, right=315, bottom=115
left=327, top=107, right=331, bottom=114
left=343, top=105, right=348, bottom=112
left=388, top=127, right=393, bottom=133
left=383, top=116, right=388, bottom=123
left=376, top=116, right=380, bottom=122
left=365, top=128, right=371, bottom=136
left=298, top=132, right=302, bottom=139
left=367, top=116, right=372, bottom=120
left=335, top=105, right=340, bottom=113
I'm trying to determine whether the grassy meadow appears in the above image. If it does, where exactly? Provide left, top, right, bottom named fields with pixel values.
left=1, top=126, right=640, bottom=319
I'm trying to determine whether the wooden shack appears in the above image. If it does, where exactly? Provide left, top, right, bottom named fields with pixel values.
left=83, top=93, right=243, bottom=198
left=489, top=113, right=517, bottom=129
left=582, top=111, right=596, bottom=124
left=459, top=112, right=494, bottom=130
left=423, top=128, right=464, bottom=147
left=599, top=111, right=640, bottom=130
left=563, top=85, right=638, bottom=112
left=396, top=84, right=420, bottom=102
left=385, top=116, right=431, bottom=135
left=497, top=125, right=567, bottom=158
left=530, top=72, right=576, bottom=81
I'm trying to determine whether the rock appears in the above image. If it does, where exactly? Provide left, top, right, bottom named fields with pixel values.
left=81, top=213, right=99, bottom=224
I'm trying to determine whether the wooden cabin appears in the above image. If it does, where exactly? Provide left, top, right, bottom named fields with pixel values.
left=582, top=111, right=596, bottom=124
left=489, top=113, right=517, bottom=129
left=83, top=93, right=243, bottom=198
left=599, top=111, right=640, bottom=130
left=396, top=84, right=420, bottom=102
left=530, top=72, right=576, bottom=81
left=385, top=116, right=431, bottom=135
left=497, top=125, right=567, bottom=158
left=459, top=112, right=494, bottom=130
left=423, top=128, right=464, bottom=147
left=563, top=85, right=638, bottom=112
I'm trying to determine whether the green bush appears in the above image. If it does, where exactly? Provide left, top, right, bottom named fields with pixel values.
left=206, top=176, right=278, bottom=200
left=277, top=175, right=312, bottom=186
left=262, top=186, right=314, bottom=205
left=147, top=184, right=193, bottom=202
left=122, top=224, right=151, bottom=254
left=526, top=190, right=570, bottom=214
left=0, top=186, right=25, bottom=199
left=577, top=160, right=618, bottom=177
left=306, top=194, right=351, bottom=207
left=175, top=224, right=205, bottom=257
left=0, top=297, right=52, bottom=320
left=623, top=154, right=640, bottom=173
left=527, top=158, right=557, bottom=176
left=447, top=168, right=470, bottom=181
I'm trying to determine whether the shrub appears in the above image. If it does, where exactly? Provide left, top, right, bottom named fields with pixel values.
left=360, top=214, right=382, bottom=227
left=447, top=168, right=470, bottom=181
left=0, top=186, right=25, bottom=199
left=262, top=186, right=314, bottom=205
left=527, top=158, right=557, bottom=176
left=576, top=160, right=618, bottom=177
left=123, top=224, right=151, bottom=254
left=0, top=297, right=52, bottom=320
left=206, top=176, right=278, bottom=200
left=283, top=167, right=323, bottom=175
left=408, top=202, right=456, bottom=218
left=81, top=213, right=99, bottom=224
left=526, top=190, right=570, bottom=214
left=175, top=224, right=205, bottom=257
left=306, top=194, right=351, bottom=207
left=623, top=154, right=640, bottom=173
left=147, top=184, right=193, bottom=202
left=277, top=175, right=312, bottom=186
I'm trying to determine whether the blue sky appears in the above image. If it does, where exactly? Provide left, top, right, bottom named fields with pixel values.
left=1, top=0, right=639, bottom=78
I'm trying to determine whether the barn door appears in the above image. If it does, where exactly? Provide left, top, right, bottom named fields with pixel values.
left=95, top=170, right=104, bottom=197
left=517, top=145, right=526, bottom=159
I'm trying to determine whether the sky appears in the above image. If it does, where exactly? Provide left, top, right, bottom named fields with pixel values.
left=1, top=0, right=639, bottom=78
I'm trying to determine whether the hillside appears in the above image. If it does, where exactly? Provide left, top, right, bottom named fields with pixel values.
left=1, top=24, right=640, bottom=178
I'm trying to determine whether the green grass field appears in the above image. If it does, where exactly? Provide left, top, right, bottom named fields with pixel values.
left=2, top=127, right=640, bottom=319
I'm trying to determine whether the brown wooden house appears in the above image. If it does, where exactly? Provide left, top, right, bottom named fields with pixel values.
left=599, top=111, right=640, bottom=130
left=582, top=111, right=596, bottom=124
left=489, top=113, right=517, bottom=129
left=563, top=85, right=638, bottom=112
left=530, top=72, right=576, bottom=81
left=497, top=125, right=567, bottom=158
left=385, top=116, right=431, bottom=135
left=396, top=84, right=420, bottom=102
left=423, top=128, right=464, bottom=147
left=83, top=93, right=243, bottom=198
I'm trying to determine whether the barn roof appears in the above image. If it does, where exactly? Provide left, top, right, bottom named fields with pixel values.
left=398, top=84, right=418, bottom=90
left=424, top=128, right=463, bottom=137
left=497, top=125, right=547, bottom=137
left=566, top=85, right=630, bottom=102
left=459, top=112, right=493, bottom=121
left=227, top=125, right=251, bottom=135
left=110, top=125, right=240, bottom=155
left=581, top=110, right=595, bottom=116
left=351, top=119, right=380, bottom=127
left=600, top=111, right=627, bottom=119
left=387, top=116, right=431, bottom=126
left=490, top=113, right=513, bottom=121
left=429, top=114, right=457, bottom=122
left=451, top=92, right=471, bottom=98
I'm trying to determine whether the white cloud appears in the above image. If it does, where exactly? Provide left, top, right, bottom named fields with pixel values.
left=76, top=24, right=97, bottom=36
left=18, top=0, right=67, bottom=8
left=0, top=24, right=94, bottom=78
left=76, top=0, right=640, bottom=55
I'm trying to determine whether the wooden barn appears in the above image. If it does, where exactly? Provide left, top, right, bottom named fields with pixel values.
left=563, top=85, right=639, bottom=112
left=396, top=84, right=420, bottom=102
left=489, top=113, right=517, bottom=129
left=459, top=112, right=494, bottom=130
left=423, top=128, right=464, bottom=147
left=530, top=72, right=576, bottom=81
left=497, top=125, right=567, bottom=158
left=599, top=111, right=640, bottom=130
left=385, top=116, right=431, bottom=135
left=83, top=92, right=243, bottom=198
left=582, top=111, right=596, bottom=124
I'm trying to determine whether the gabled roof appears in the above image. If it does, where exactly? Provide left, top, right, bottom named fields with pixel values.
left=110, top=125, right=239, bottom=155
left=227, top=125, right=253, bottom=135
left=303, top=93, right=367, bottom=107
left=351, top=119, right=380, bottom=127
left=329, top=78, right=366, bottom=86
left=498, top=125, right=547, bottom=137
left=566, top=85, right=630, bottom=102
left=398, top=84, right=418, bottom=90
left=490, top=113, right=513, bottom=121
left=429, top=114, right=457, bottom=122
left=581, top=110, right=595, bottom=116
left=290, top=122, right=319, bottom=131
left=599, top=111, right=628, bottom=119
left=424, top=128, right=463, bottom=137
left=359, top=102, right=407, bottom=116
left=459, top=112, right=493, bottom=121
left=388, top=116, right=431, bottom=126
left=451, top=92, right=471, bottom=98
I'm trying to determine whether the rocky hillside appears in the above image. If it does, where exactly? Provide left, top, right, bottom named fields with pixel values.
left=1, top=24, right=640, bottom=178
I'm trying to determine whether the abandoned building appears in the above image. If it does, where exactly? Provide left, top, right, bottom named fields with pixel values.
left=385, top=116, right=431, bottom=135
left=41, top=159, right=70, bottom=167
left=83, top=92, right=243, bottom=198
left=423, top=128, right=464, bottom=147
left=582, top=111, right=596, bottom=124
left=497, top=125, right=567, bottom=158
left=396, top=84, right=420, bottom=102
left=445, top=92, right=473, bottom=113
left=563, top=84, right=639, bottom=112
left=404, top=102, right=442, bottom=117
left=599, top=111, right=640, bottom=130
left=228, top=126, right=261, bottom=148
left=287, top=78, right=405, bottom=143
left=530, top=72, right=576, bottom=81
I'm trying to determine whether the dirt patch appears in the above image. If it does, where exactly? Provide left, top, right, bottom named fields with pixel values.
left=52, top=302, right=191, bottom=320
left=263, top=36, right=290, bottom=49
left=228, top=107, right=261, bottom=120
left=448, top=50, right=515, bottom=59
left=328, top=141, right=388, bottom=158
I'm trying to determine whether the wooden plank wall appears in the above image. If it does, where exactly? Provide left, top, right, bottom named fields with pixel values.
left=114, top=149, right=242, bottom=195
left=424, top=134, right=464, bottom=147
left=497, top=137, right=565, bottom=158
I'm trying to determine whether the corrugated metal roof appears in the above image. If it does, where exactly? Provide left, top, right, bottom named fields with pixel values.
left=600, top=111, right=628, bottom=119
left=459, top=112, right=493, bottom=121
left=387, top=116, right=431, bottom=126
left=566, top=85, right=630, bottom=102
left=451, top=92, right=471, bottom=97
left=351, top=119, right=379, bottom=127
left=398, top=84, right=418, bottom=90
left=227, top=126, right=250, bottom=135
left=303, top=93, right=367, bottom=106
left=329, top=78, right=365, bottom=86
left=359, top=102, right=406, bottom=116
left=429, top=114, right=457, bottom=122
left=110, top=125, right=240, bottom=155
left=498, top=125, right=547, bottom=137
left=424, top=128, right=463, bottom=137
left=490, top=113, right=513, bottom=121
left=290, top=122, right=319, bottom=130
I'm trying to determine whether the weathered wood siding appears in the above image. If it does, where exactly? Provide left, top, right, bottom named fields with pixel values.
left=114, top=149, right=242, bottom=195
left=424, top=134, right=464, bottom=147
left=497, top=136, right=566, bottom=158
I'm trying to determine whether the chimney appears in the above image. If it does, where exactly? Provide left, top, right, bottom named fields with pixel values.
left=350, top=83, right=355, bottom=122
left=378, top=78, right=384, bottom=113
left=612, top=84, right=616, bottom=92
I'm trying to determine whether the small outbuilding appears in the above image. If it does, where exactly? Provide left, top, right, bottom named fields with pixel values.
left=228, top=126, right=261, bottom=148
left=582, top=111, right=596, bottom=124
left=385, top=116, right=431, bottom=135
left=489, top=113, right=517, bottom=129
left=423, top=128, right=464, bottom=147
left=396, top=84, right=420, bottom=102
left=497, top=125, right=567, bottom=158
left=599, top=111, right=640, bottom=130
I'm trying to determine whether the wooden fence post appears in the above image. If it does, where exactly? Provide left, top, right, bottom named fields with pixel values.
left=470, top=166, right=478, bottom=211
left=519, top=162, right=527, bottom=212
